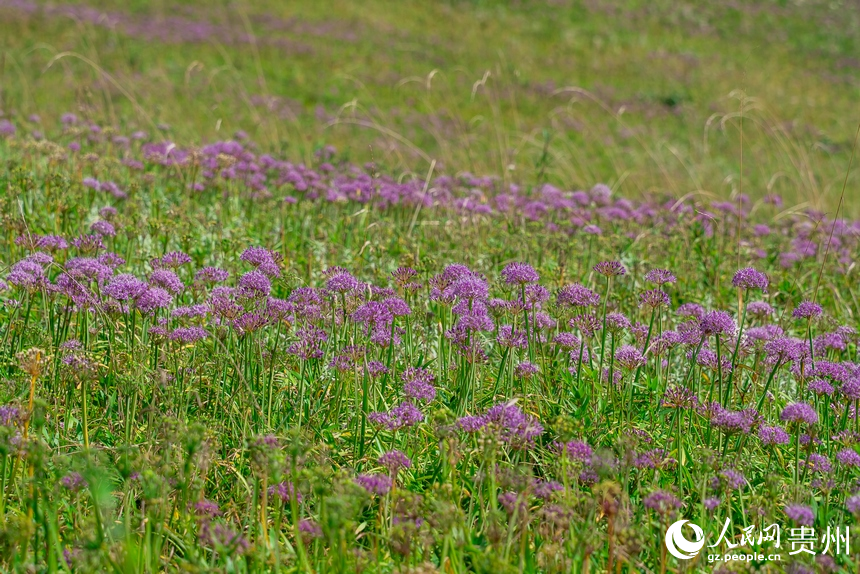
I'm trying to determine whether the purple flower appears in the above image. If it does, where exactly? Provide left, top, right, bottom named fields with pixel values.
left=557, top=284, right=600, bottom=308
left=732, top=268, right=769, bottom=291
left=71, top=234, right=105, bottom=253
left=784, top=504, right=815, bottom=526
left=793, top=301, right=823, bottom=320
left=780, top=403, right=818, bottom=426
left=238, top=271, right=271, bottom=298
left=556, top=440, right=592, bottom=462
left=704, top=497, right=721, bottom=512
left=240, top=247, right=281, bottom=277
left=149, top=269, right=184, bottom=294
left=195, top=267, right=230, bottom=284
left=298, top=519, right=322, bottom=539
left=402, top=367, right=436, bottom=402
left=593, top=261, right=626, bottom=277
left=135, top=287, right=172, bottom=314
left=326, top=271, right=360, bottom=293
left=378, top=450, right=411, bottom=474
left=846, top=494, right=860, bottom=515
left=746, top=301, right=773, bottom=317
left=836, top=448, right=860, bottom=468
left=644, top=269, right=676, bottom=286
left=169, top=327, right=208, bottom=344
left=758, top=425, right=790, bottom=446
left=355, top=473, right=392, bottom=495
left=60, top=472, right=88, bottom=492
left=699, top=311, right=736, bottom=338
left=710, top=405, right=757, bottom=435
left=287, top=327, right=327, bottom=360
left=534, top=480, right=563, bottom=500
left=804, top=454, right=832, bottom=473
left=267, top=482, right=302, bottom=504
left=159, top=251, right=193, bottom=269
left=614, top=345, right=645, bottom=370
left=501, top=262, right=539, bottom=285
left=481, top=402, right=544, bottom=447
left=643, top=490, right=682, bottom=516
left=514, top=361, right=539, bottom=379
left=90, top=220, right=116, bottom=237
left=676, top=303, right=704, bottom=319
left=719, top=469, right=746, bottom=490
left=807, top=379, right=835, bottom=396
left=764, top=337, right=807, bottom=364
left=639, top=289, right=670, bottom=308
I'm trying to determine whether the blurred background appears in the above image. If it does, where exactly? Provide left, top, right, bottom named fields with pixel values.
left=1, top=0, right=859, bottom=211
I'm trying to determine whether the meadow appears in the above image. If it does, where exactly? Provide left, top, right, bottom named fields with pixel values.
left=1, top=0, right=860, bottom=572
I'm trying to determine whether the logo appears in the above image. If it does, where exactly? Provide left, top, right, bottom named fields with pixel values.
left=665, top=520, right=705, bottom=560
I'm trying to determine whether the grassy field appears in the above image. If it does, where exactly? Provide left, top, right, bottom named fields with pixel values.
left=1, top=1, right=860, bottom=573
left=2, top=0, right=859, bottom=210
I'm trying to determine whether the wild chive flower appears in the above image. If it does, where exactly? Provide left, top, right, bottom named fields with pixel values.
left=60, top=472, right=88, bottom=492
left=514, top=361, right=539, bottom=379
left=807, top=379, right=835, bottom=396
left=780, top=403, right=818, bottom=426
left=556, top=440, right=593, bottom=462
left=501, top=262, right=539, bottom=285
left=102, top=273, right=147, bottom=301
left=593, top=261, right=626, bottom=277
left=169, top=327, right=209, bottom=344
left=836, top=448, right=860, bottom=468
left=605, top=312, right=631, bottom=333
left=135, top=287, right=172, bottom=314
left=644, top=268, right=676, bottom=286
left=468, top=402, right=544, bottom=448
left=326, top=271, right=361, bottom=293
left=746, top=301, right=774, bottom=317
left=287, top=327, right=327, bottom=360
left=90, top=220, right=116, bottom=237
left=534, top=480, right=563, bottom=500
left=402, top=367, right=436, bottom=402
left=719, top=469, right=746, bottom=490
left=268, top=482, right=302, bottom=504
left=804, top=454, right=832, bottom=473
left=498, top=325, right=528, bottom=349
left=238, top=271, right=271, bottom=298
left=391, top=266, right=417, bottom=287
left=793, top=301, right=823, bottom=320
left=709, top=405, right=757, bottom=435
left=639, top=288, right=670, bottom=308
left=763, top=337, right=807, bottom=364
left=149, top=269, right=184, bottom=294
left=732, top=267, right=769, bottom=291
left=699, top=311, right=736, bottom=338
left=194, top=267, right=230, bottom=284
left=240, top=247, right=281, bottom=277
left=758, top=425, right=790, bottom=446
left=660, top=386, right=698, bottom=409
left=643, top=490, right=682, bottom=517
left=569, top=313, right=601, bottom=337
left=614, top=346, right=645, bottom=370
left=71, top=234, right=105, bottom=253
left=784, top=504, right=815, bottom=526
left=847, top=495, right=860, bottom=516
left=355, top=473, right=393, bottom=495
left=378, top=450, right=412, bottom=474
left=676, top=303, right=704, bottom=320
left=557, top=284, right=600, bottom=308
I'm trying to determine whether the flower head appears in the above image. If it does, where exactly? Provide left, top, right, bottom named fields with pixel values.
left=793, top=301, right=823, bottom=320
left=780, top=402, right=818, bottom=426
left=501, top=262, right=539, bottom=285
left=732, top=268, right=768, bottom=291
left=644, top=269, right=676, bottom=286
left=593, top=261, right=626, bottom=278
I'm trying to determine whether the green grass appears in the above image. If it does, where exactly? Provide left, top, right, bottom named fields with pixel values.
left=1, top=0, right=859, bottom=211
